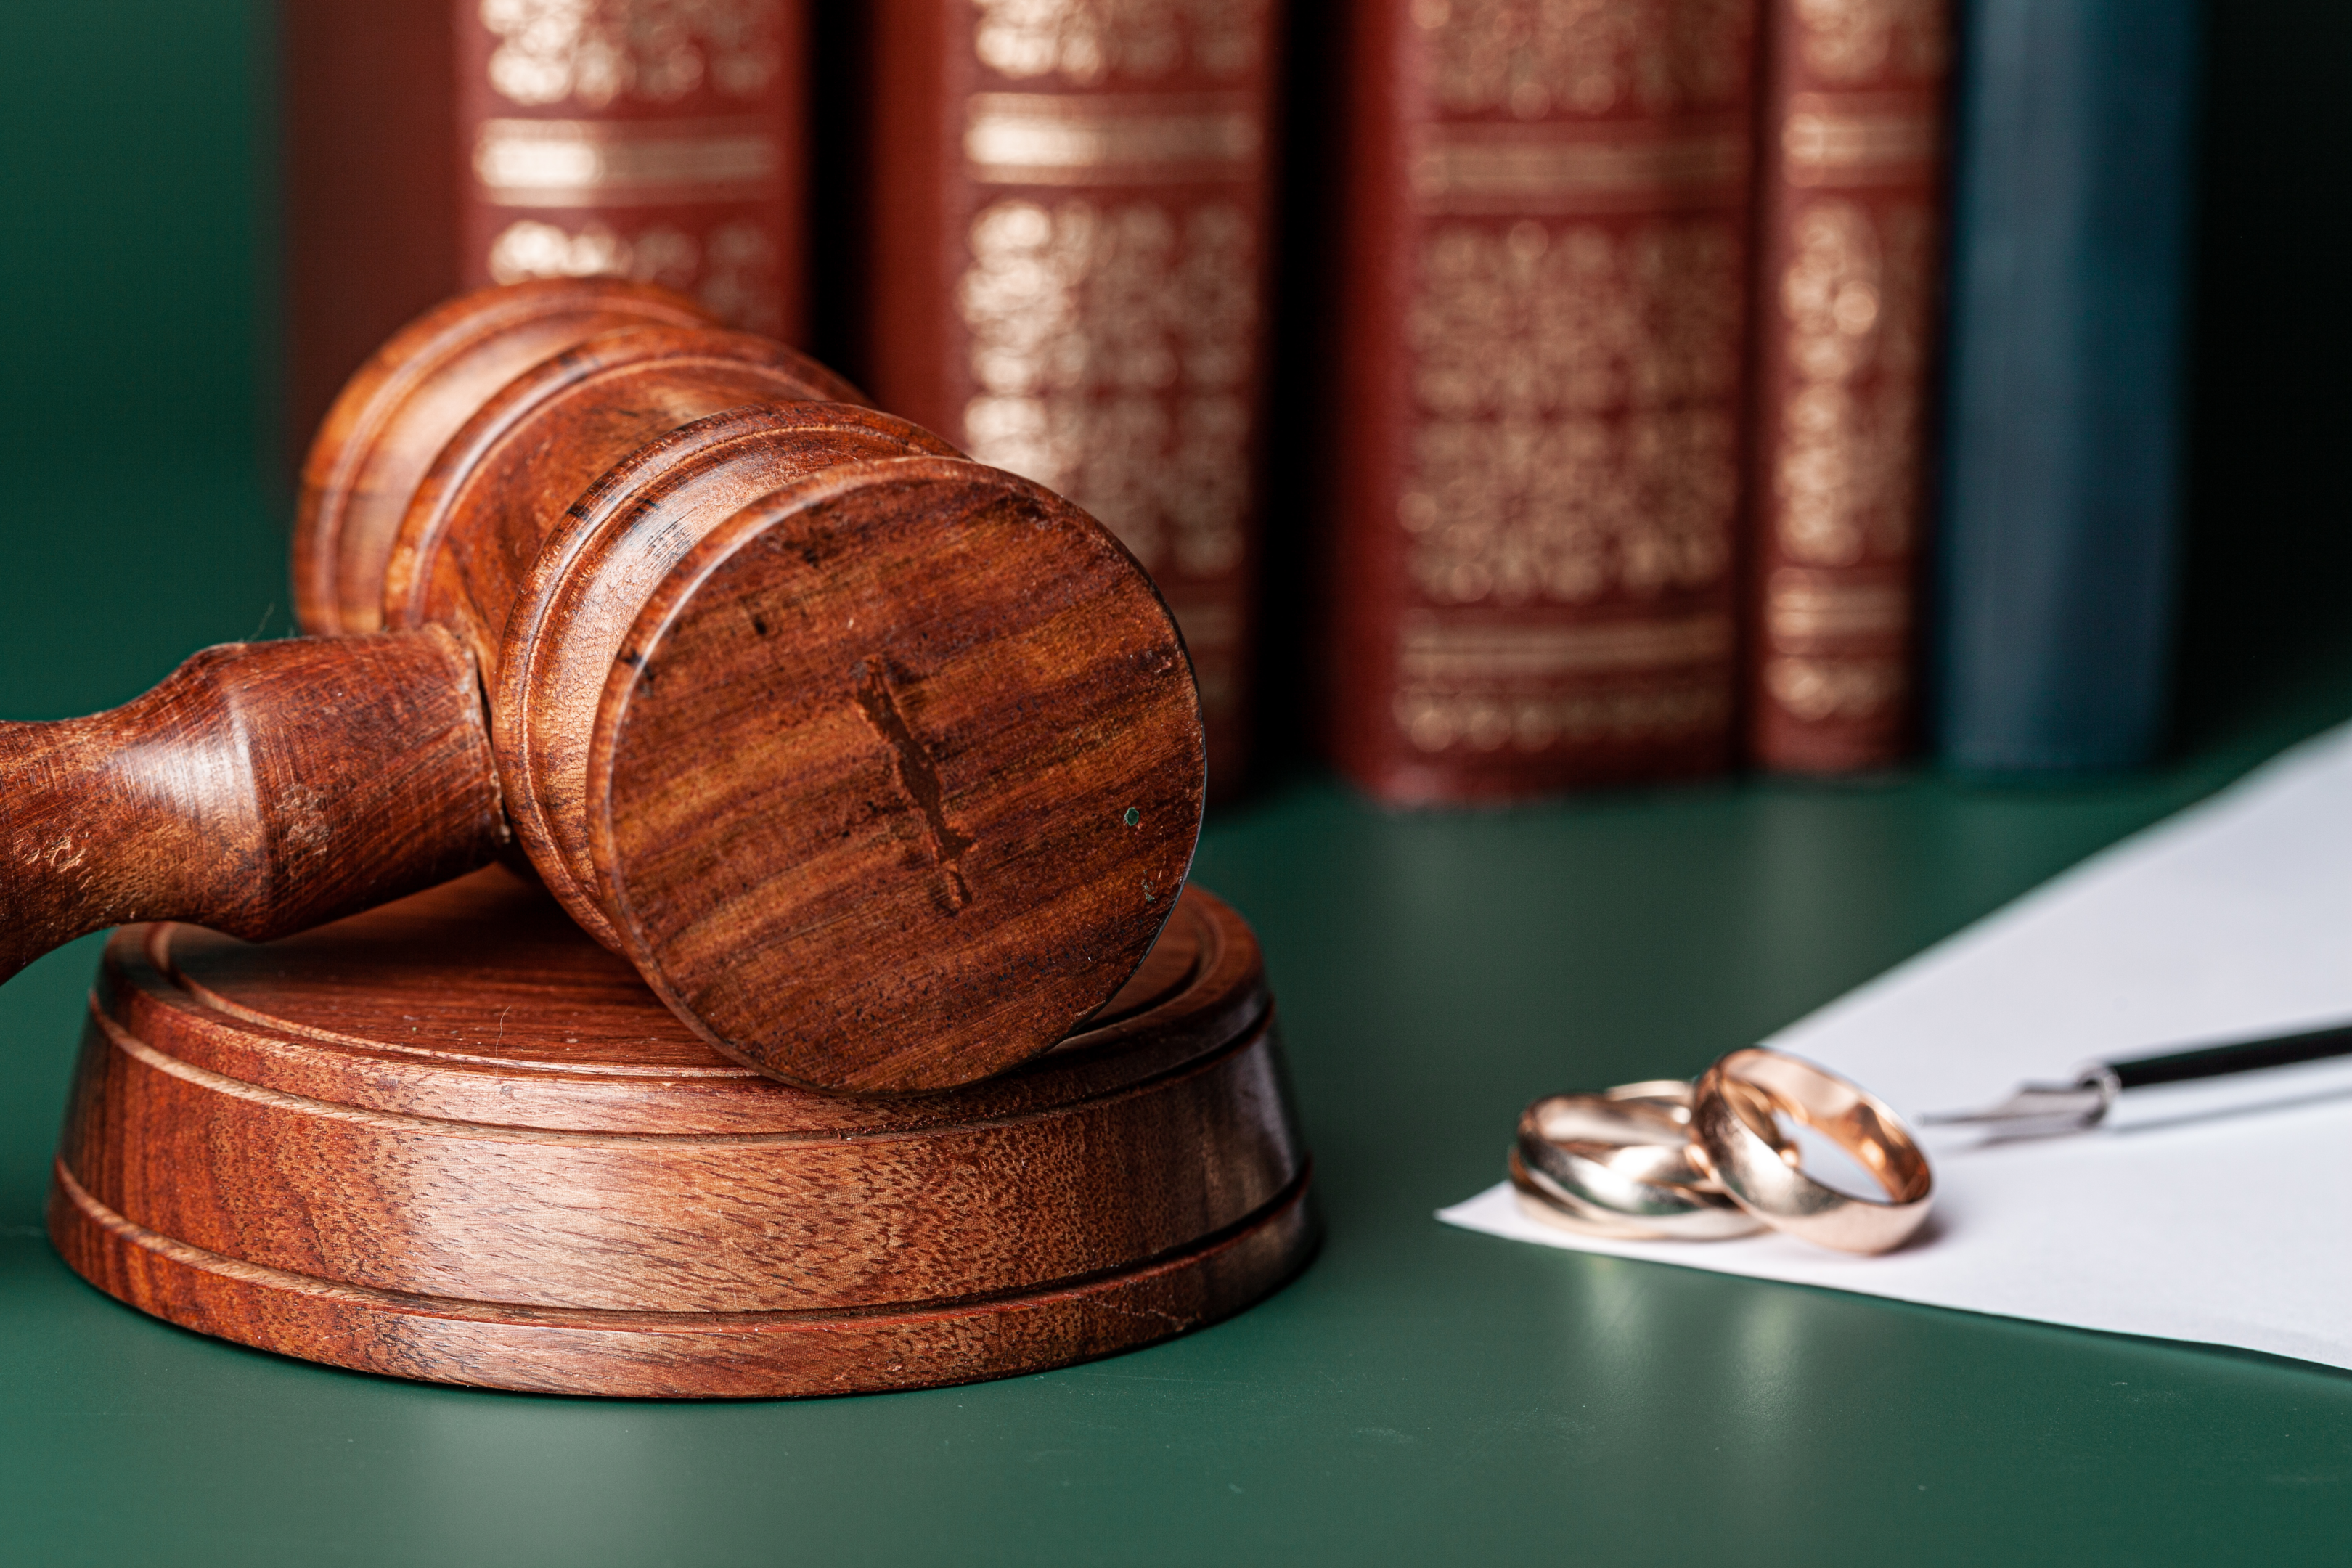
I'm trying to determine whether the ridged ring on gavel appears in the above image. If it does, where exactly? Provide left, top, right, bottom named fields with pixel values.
left=1511, top=1082, right=1763, bottom=1241
left=1691, top=1048, right=1935, bottom=1255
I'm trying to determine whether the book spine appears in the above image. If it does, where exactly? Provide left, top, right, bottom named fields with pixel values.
left=452, top=0, right=809, bottom=342
left=284, top=0, right=459, bottom=460
left=1745, top=0, right=1951, bottom=775
left=864, top=0, right=1284, bottom=799
left=1935, top=0, right=2200, bottom=772
left=1326, top=0, right=1760, bottom=805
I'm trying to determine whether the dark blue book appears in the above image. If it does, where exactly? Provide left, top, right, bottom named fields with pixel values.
left=1935, top=0, right=2203, bottom=772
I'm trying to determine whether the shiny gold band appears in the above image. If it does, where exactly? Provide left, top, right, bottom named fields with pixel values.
left=1691, top=1048, right=1933, bottom=1255
left=1512, top=1082, right=1763, bottom=1241
left=1511, top=1148, right=1689, bottom=1238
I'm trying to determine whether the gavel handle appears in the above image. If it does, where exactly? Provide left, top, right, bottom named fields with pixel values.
left=0, top=626, right=508, bottom=981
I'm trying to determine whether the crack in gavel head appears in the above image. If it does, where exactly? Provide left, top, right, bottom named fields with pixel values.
left=301, top=279, right=1206, bottom=1093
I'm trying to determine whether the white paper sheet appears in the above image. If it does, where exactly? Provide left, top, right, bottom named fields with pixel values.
left=1440, top=722, right=2352, bottom=1369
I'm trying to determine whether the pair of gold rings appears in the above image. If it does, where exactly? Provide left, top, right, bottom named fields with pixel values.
left=1511, top=1048, right=1934, bottom=1255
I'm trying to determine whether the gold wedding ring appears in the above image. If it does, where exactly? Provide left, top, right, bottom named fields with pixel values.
left=1691, top=1048, right=1933, bottom=1254
left=1511, top=1082, right=1764, bottom=1241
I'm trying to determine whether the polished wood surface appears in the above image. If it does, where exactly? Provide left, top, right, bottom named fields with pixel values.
left=0, top=627, right=503, bottom=982
left=370, top=324, right=936, bottom=954
left=587, top=441, right=1202, bottom=1090
left=306, top=286, right=1204, bottom=1090
left=376, top=322, right=867, bottom=676
left=3, top=279, right=1206, bottom=1092
left=49, top=867, right=1313, bottom=1397
left=296, top=278, right=720, bottom=636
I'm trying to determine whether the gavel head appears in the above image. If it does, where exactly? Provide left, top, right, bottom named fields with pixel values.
left=301, top=280, right=1206, bottom=1093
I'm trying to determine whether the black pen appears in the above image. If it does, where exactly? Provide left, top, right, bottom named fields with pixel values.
left=1922, top=1019, right=2352, bottom=1132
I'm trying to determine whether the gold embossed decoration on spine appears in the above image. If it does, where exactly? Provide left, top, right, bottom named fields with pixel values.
left=1328, top=0, right=1760, bottom=804
left=870, top=0, right=1281, bottom=799
left=1747, top=0, right=1951, bottom=773
left=457, top=0, right=808, bottom=339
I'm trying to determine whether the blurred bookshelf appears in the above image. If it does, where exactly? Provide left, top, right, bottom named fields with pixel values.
left=0, top=0, right=2346, bottom=788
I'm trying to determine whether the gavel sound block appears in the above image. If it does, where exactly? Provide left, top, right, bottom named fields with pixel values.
left=49, top=867, right=1313, bottom=1397
left=0, top=279, right=1206, bottom=1094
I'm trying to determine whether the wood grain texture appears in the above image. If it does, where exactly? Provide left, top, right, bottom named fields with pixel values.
left=592, top=456, right=1203, bottom=1090
left=380, top=324, right=865, bottom=680
left=295, top=278, right=716, bottom=637
left=49, top=867, right=1313, bottom=1397
left=0, top=628, right=503, bottom=983
left=312, top=280, right=1206, bottom=1091
left=5, top=278, right=1206, bottom=1093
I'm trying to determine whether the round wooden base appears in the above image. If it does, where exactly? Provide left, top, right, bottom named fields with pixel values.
left=49, top=870, right=1312, bottom=1397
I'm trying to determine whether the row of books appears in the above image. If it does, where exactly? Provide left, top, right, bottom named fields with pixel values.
left=287, top=0, right=2199, bottom=804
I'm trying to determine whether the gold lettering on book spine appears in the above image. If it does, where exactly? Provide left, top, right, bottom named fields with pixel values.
left=1780, top=96, right=1936, bottom=184
left=1789, top=0, right=1948, bottom=83
left=963, top=94, right=1261, bottom=181
left=1392, top=603, right=1734, bottom=753
left=486, top=217, right=781, bottom=333
left=473, top=118, right=781, bottom=204
left=1763, top=653, right=1903, bottom=721
left=1773, top=198, right=1926, bottom=568
left=1395, top=679, right=1729, bottom=753
left=1400, top=219, right=1740, bottom=607
left=1763, top=570, right=1906, bottom=642
left=957, top=199, right=1257, bottom=578
left=1413, top=0, right=1753, bottom=117
left=479, top=0, right=785, bottom=107
left=1760, top=570, right=1907, bottom=720
left=472, top=4, right=788, bottom=331
left=973, top=0, right=1263, bottom=83
left=953, top=2, right=1268, bottom=581
left=1390, top=0, right=1751, bottom=756
left=1411, top=123, right=1747, bottom=209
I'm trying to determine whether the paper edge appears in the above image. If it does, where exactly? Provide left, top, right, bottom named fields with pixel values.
left=1437, top=1184, right=2352, bottom=1374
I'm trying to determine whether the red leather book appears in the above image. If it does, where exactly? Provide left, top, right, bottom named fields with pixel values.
left=1326, top=0, right=1760, bottom=804
left=285, top=0, right=460, bottom=462
left=454, top=0, right=807, bottom=337
left=862, top=0, right=1284, bottom=799
left=1744, top=0, right=1951, bottom=773
left=287, top=1, right=808, bottom=457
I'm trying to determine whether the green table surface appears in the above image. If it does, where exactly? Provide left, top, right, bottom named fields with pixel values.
left=0, top=481, right=2347, bottom=1568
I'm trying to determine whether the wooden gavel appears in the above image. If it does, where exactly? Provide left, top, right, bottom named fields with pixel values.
left=0, top=279, right=1204, bottom=1093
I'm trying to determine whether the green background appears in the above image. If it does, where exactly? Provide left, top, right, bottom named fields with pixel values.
left=2, top=4, right=2350, bottom=1564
